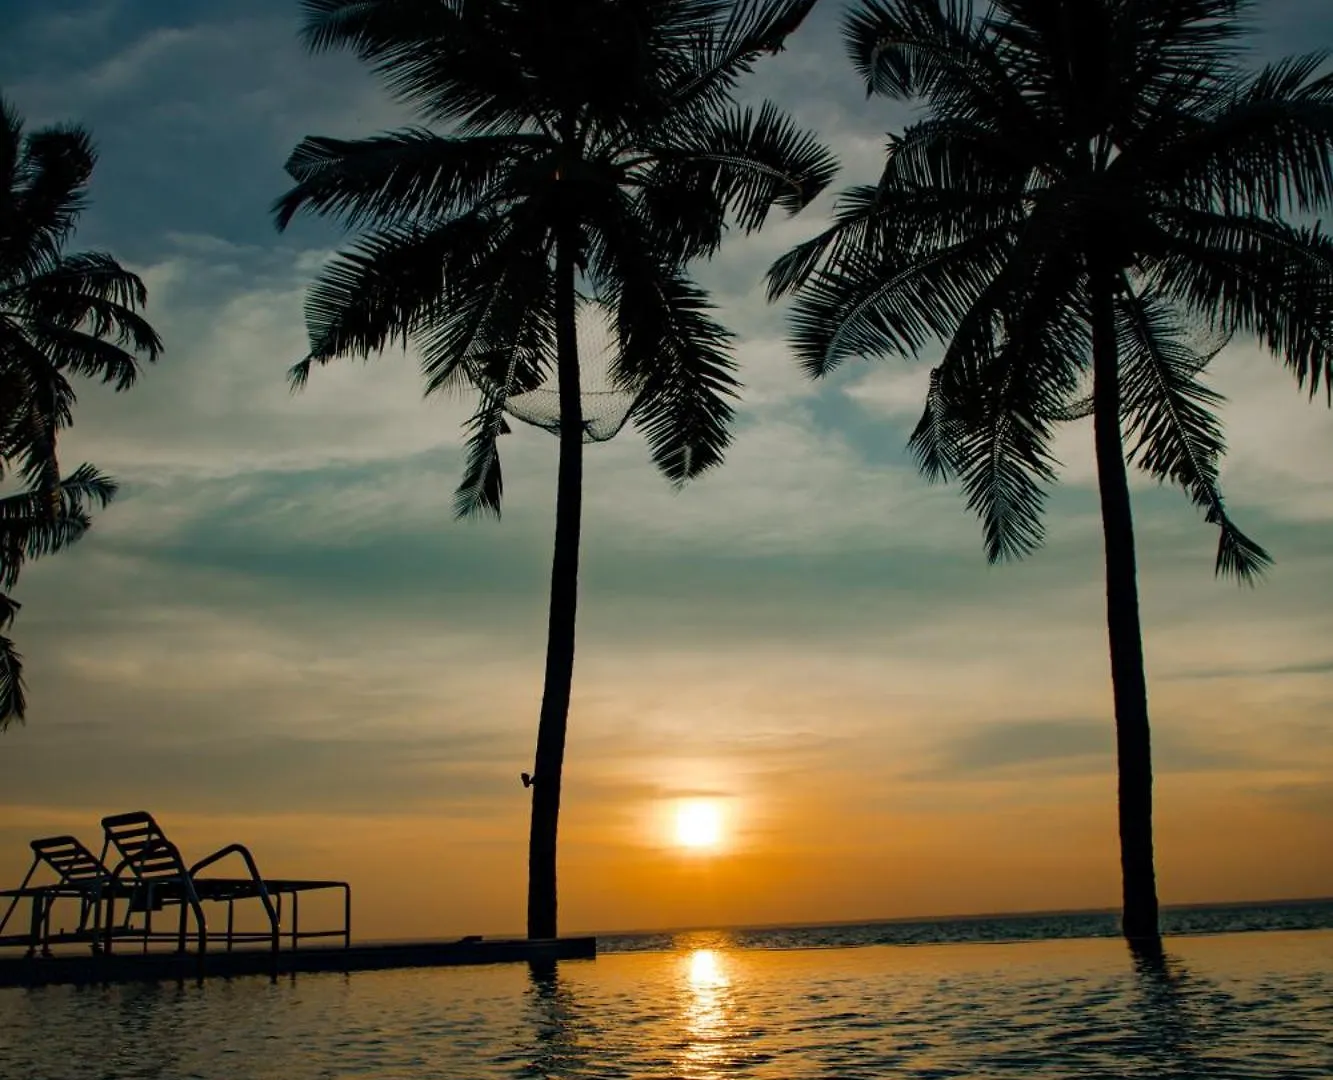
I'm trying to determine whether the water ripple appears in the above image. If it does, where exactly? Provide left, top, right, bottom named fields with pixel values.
left=0, top=929, right=1330, bottom=1079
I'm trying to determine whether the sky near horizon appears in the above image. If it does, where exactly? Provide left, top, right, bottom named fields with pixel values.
left=2, top=0, right=1332, bottom=939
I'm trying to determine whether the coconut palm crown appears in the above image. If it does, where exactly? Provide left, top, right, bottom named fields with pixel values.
left=770, top=0, right=1333, bottom=943
left=275, top=0, right=837, bottom=938
left=1, top=96, right=162, bottom=727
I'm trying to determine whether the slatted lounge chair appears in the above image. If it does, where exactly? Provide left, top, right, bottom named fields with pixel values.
left=99, top=811, right=351, bottom=956
left=0, top=836, right=118, bottom=956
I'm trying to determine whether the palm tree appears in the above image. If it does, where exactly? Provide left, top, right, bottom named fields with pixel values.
left=1, top=95, right=163, bottom=728
left=275, top=0, right=836, bottom=939
left=770, top=0, right=1333, bottom=945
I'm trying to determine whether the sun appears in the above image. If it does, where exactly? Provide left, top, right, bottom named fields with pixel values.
left=674, top=800, right=723, bottom=850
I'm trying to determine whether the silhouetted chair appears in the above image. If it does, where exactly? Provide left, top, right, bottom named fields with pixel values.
left=99, top=810, right=280, bottom=955
left=99, top=811, right=351, bottom=956
left=0, top=835, right=116, bottom=956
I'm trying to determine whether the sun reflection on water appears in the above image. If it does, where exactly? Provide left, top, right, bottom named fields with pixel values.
left=688, top=948, right=728, bottom=989
left=681, top=948, right=734, bottom=1078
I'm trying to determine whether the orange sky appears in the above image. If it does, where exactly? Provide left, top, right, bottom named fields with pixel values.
left=2, top=0, right=1332, bottom=941
left=5, top=551, right=1333, bottom=940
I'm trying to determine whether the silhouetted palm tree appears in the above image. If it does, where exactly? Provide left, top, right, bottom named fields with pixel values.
left=276, top=0, right=836, bottom=939
left=771, top=0, right=1333, bottom=944
left=1, top=96, right=162, bottom=727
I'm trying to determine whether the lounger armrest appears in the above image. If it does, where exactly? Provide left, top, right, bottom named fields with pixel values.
left=189, top=843, right=263, bottom=881
left=188, top=844, right=280, bottom=938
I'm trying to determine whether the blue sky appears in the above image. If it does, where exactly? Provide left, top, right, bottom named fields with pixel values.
left=2, top=0, right=1332, bottom=936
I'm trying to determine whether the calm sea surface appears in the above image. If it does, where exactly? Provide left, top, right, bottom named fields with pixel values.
left=2, top=902, right=1331, bottom=1079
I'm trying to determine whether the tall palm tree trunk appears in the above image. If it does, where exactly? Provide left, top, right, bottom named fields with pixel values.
left=1090, top=269, right=1160, bottom=945
left=527, top=230, right=584, bottom=940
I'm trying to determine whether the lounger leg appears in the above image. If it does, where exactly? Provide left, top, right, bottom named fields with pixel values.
left=193, top=898, right=207, bottom=957
left=41, top=897, right=53, bottom=958
left=343, top=885, right=351, bottom=949
left=26, top=896, right=42, bottom=959
left=104, top=893, right=116, bottom=956
left=90, top=885, right=103, bottom=955
left=177, top=897, right=188, bottom=954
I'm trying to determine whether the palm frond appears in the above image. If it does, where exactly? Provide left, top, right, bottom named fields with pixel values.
left=0, top=627, right=25, bottom=731
left=767, top=185, right=888, bottom=299
left=4, top=250, right=149, bottom=306
left=298, top=0, right=538, bottom=131
left=874, top=114, right=1048, bottom=202
left=0, top=463, right=116, bottom=588
left=453, top=395, right=509, bottom=518
left=610, top=258, right=738, bottom=485
left=924, top=328, right=1060, bottom=562
left=0, top=96, right=22, bottom=190
left=651, top=100, right=838, bottom=239
left=421, top=239, right=554, bottom=399
left=666, top=0, right=820, bottom=112
left=912, top=265, right=1083, bottom=562
left=15, top=323, right=145, bottom=390
left=1116, top=283, right=1270, bottom=581
left=0, top=326, right=77, bottom=490
left=1148, top=209, right=1333, bottom=400
left=908, top=365, right=966, bottom=482
left=2, top=121, right=96, bottom=279
left=291, top=207, right=519, bottom=382
left=769, top=152, right=1027, bottom=302
left=2, top=249, right=161, bottom=388
left=787, top=218, right=1023, bottom=376
left=846, top=0, right=980, bottom=99
left=1111, top=0, right=1251, bottom=135
left=274, top=128, right=545, bottom=230
left=846, top=0, right=1065, bottom=176
left=1131, top=52, right=1333, bottom=217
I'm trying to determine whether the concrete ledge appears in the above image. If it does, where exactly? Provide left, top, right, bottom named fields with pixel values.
left=0, top=936, right=597, bottom=987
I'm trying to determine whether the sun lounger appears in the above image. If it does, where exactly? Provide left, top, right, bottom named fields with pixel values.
left=99, top=811, right=351, bottom=956
left=0, top=836, right=117, bottom=955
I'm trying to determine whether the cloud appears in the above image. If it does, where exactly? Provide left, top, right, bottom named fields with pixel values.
left=2, top=7, right=406, bottom=259
left=57, top=240, right=466, bottom=482
left=1170, top=658, right=1333, bottom=681
left=45, top=239, right=996, bottom=570
left=84, top=26, right=203, bottom=93
left=1, top=725, right=519, bottom=817
left=918, top=717, right=1264, bottom=782
left=1258, top=781, right=1333, bottom=818
left=934, top=719, right=1113, bottom=773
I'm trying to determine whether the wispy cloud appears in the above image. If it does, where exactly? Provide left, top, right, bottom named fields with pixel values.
left=1168, top=658, right=1333, bottom=681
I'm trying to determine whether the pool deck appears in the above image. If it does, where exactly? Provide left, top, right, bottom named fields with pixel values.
left=0, top=936, right=597, bottom=987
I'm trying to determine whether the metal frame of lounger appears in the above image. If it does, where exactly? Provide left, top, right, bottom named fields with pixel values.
left=0, top=836, right=118, bottom=956
left=100, top=811, right=274, bottom=955
left=99, top=811, right=351, bottom=956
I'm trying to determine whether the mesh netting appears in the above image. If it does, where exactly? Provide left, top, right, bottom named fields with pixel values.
left=500, top=301, right=641, bottom=444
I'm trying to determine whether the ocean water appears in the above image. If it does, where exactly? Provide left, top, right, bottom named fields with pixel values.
left=1, top=903, right=1331, bottom=1079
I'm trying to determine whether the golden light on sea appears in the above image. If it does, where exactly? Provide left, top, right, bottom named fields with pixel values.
left=687, top=948, right=727, bottom=989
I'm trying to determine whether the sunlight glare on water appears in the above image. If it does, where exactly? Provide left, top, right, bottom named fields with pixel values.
left=683, top=949, right=732, bottom=1079
left=687, top=947, right=727, bottom=990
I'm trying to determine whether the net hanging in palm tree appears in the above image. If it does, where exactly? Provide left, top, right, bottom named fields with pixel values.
left=498, top=300, right=642, bottom=444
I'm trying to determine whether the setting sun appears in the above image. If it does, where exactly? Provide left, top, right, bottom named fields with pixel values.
left=674, top=800, right=724, bottom=850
